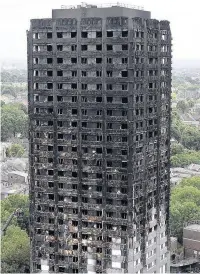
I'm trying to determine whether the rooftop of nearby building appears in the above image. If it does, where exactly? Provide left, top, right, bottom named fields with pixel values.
left=171, top=258, right=199, bottom=267
left=9, top=170, right=28, bottom=178
left=170, top=165, right=200, bottom=186
left=184, top=224, right=200, bottom=232
left=2, top=189, right=18, bottom=194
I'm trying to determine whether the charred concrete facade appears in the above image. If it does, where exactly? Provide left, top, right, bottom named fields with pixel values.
left=28, top=4, right=172, bottom=273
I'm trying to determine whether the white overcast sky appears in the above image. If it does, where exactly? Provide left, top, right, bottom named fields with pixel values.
left=0, top=0, right=199, bottom=62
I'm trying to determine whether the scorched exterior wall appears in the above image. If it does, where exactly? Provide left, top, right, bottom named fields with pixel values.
left=27, top=5, right=172, bottom=273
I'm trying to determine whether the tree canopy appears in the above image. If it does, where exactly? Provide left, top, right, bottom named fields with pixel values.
left=171, top=110, right=200, bottom=151
left=1, top=69, right=27, bottom=83
left=171, top=150, right=200, bottom=167
left=176, top=100, right=189, bottom=113
left=171, top=143, right=184, bottom=156
left=170, top=177, right=200, bottom=242
left=1, top=103, right=28, bottom=141
left=1, top=194, right=30, bottom=273
left=1, top=225, right=30, bottom=273
left=1, top=194, right=29, bottom=231
left=180, top=176, right=200, bottom=190
left=6, top=144, right=25, bottom=158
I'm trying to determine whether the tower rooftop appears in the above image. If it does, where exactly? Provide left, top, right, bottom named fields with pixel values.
left=52, top=3, right=151, bottom=19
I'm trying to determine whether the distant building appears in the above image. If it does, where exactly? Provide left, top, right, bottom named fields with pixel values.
left=183, top=223, right=200, bottom=259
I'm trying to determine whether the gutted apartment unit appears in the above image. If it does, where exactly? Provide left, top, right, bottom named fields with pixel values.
left=28, top=4, right=172, bottom=273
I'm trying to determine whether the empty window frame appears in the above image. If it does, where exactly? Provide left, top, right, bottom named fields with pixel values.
left=107, top=31, right=113, bottom=37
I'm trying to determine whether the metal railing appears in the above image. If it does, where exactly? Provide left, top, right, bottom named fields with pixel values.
left=184, top=220, right=200, bottom=228
left=61, top=3, right=144, bottom=10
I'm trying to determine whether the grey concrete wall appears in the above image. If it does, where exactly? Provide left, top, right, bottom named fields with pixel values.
left=183, top=238, right=200, bottom=252
left=28, top=8, right=171, bottom=273
left=8, top=173, right=27, bottom=186
left=183, top=228, right=200, bottom=242
left=170, top=237, right=178, bottom=253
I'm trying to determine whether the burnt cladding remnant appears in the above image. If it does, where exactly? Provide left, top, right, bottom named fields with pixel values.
left=27, top=3, right=172, bottom=273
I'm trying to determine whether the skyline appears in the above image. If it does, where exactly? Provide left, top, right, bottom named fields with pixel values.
left=0, top=0, right=200, bottom=63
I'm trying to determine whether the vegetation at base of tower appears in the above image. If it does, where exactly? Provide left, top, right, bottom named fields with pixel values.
left=170, top=139, right=200, bottom=168
left=171, top=150, right=200, bottom=167
left=171, top=143, right=185, bottom=156
left=1, top=225, right=30, bottom=273
left=1, top=194, right=29, bottom=234
left=1, top=100, right=6, bottom=107
left=1, top=195, right=30, bottom=273
left=176, top=99, right=195, bottom=114
left=176, top=100, right=189, bottom=113
left=1, top=103, right=28, bottom=141
left=171, top=110, right=200, bottom=151
left=171, top=112, right=200, bottom=165
left=6, top=143, right=25, bottom=158
left=170, top=177, right=200, bottom=243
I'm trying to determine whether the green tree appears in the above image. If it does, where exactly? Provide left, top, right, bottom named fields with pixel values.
left=188, top=99, right=195, bottom=108
left=18, top=103, right=28, bottom=114
left=1, top=103, right=28, bottom=141
left=170, top=177, right=200, bottom=242
left=171, top=109, right=183, bottom=142
left=1, top=225, right=30, bottom=273
left=171, top=143, right=184, bottom=156
left=1, top=85, right=17, bottom=98
left=1, top=194, right=29, bottom=232
left=176, top=100, right=188, bottom=113
left=170, top=201, right=200, bottom=243
left=180, top=176, right=200, bottom=190
left=1, top=100, right=5, bottom=107
left=171, top=110, right=200, bottom=150
left=6, top=144, right=25, bottom=157
left=171, top=92, right=177, bottom=101
left=171, top=186, right=200, bottom=206
left=1, top=195, right=30, bottom=272
left=181, top=126, right=200, bottom=150
left=171, top=151, right=200, bottom=167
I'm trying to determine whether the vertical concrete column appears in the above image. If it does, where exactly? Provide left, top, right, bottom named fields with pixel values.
left=52, top=19, right=59, bottom=272
left=27, top=28, right=35, bottom=273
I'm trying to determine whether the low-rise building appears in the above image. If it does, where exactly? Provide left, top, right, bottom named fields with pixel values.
left=0, top=171, right=29, bottom=200
left=170, top=166, right=200, bottom=187
left=8, top=171, right=28, bottom=186
left=183, top=223, right=200, bottom=259
left=1, top=188, right=18, bottom=200
left=0, top=186, right=28, bottom=200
